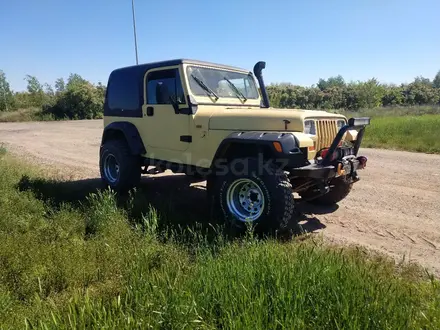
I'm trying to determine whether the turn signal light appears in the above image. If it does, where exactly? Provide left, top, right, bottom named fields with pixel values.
left=273, top=142, right=283, bottom=153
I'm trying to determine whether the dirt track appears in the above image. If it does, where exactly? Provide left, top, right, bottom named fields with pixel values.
left=1, top=120, right=439, bottom=274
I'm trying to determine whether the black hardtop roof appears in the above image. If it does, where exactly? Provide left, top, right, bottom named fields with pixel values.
left=110, top=59, right=251, bottom=76
left=105, top=59, right=258, bottom=116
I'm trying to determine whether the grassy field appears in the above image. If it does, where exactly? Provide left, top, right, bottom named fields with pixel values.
left=361, top=115, right=440, bottom=153
left=336, top=106, right=440, bottom=154
left=0, top=148, right=439, bottom=329
left=0, top=108, right=54, bottom=122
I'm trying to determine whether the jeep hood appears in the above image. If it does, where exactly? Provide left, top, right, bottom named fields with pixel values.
left=208, top=107, right=345, bottom=132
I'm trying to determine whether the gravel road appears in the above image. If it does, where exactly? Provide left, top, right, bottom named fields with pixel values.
left=1, top=120, right=439, bottom=274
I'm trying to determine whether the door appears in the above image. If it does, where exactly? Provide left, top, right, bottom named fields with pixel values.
left=142, top=66, right=190, bottom=152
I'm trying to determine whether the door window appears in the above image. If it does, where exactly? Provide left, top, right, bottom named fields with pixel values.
left=146, top=69, right=185, bottom=105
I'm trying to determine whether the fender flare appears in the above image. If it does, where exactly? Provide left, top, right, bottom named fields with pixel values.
left=101, top=122, right=146, bottom=155
left=211, top=131, right=304, bottom=170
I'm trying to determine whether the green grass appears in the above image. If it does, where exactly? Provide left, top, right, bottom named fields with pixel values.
left=361, top=115, right=440, bottom=153
left=0, top=151, right=439, bottom=329
left=0, top=108, right=55, bottom=122
left=334, top=106, right=440, bottom=154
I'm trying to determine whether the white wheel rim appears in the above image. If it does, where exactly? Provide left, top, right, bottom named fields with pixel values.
left=103, top=154, right=120, bottom=183
left=226, top=178, right=265, bottom=222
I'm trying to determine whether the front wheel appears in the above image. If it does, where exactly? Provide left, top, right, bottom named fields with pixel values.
left=210, top=158, right=295, bottom=233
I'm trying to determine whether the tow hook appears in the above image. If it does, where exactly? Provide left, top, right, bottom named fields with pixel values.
left=300, top=182, right=330, bottom=202
left=319, top=183, right=330, bottom=195
left=357, top=156, right=368, bottom=169
left=351, top=172, right=360, bottom=183
left=337, top=163, right=346, bottom=176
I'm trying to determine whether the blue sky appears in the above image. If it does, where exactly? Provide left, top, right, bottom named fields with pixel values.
left=1, top=0, right=439, bottom=91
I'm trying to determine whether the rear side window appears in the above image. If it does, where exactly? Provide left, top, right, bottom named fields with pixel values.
left=146, top=69, right=185, bottom=104
left=107, top=69, right=140, bottom=111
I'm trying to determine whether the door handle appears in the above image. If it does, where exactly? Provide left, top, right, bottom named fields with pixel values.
left=146, top=106, right=154, bottom=116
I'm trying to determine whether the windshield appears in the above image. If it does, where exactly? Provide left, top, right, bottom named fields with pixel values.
left=186, top=66, right=259, bottom=100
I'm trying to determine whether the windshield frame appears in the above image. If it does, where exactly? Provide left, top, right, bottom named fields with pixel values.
left=184, top=64, right=262, bottom=106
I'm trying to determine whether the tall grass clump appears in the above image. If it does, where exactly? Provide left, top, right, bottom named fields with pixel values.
left=0, top=145, right=6, bottom=157
left=0, top=108, right=55, bottom=122
left=362, top=115, right=440, bottom=153
left=0, top=152, right=439, bottom=329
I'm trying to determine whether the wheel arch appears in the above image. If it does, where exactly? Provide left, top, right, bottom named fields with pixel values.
left=210, top=131, right=305, bottom=172
left=101, top=121, right=146, bottom=155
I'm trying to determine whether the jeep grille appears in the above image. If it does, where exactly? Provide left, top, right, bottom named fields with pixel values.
left=315, top=119, right=338, bottom=151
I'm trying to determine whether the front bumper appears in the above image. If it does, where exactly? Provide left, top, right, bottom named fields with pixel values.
left=289, top=117, right=370, bottom=180
left=290, top=154, right=367, bottom=180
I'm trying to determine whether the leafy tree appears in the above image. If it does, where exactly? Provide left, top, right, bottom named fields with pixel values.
left=304, top=87, right=324, bottom=109
left=96, top=82, right=107, bottom=100
left=353, top=79, right=385, bottom=109
left=55, top=78, right=65, bottom=93
left=13, top=92, right=33, bottom=109
left=381, top=84, right=404, bottom=106
left=268, top=70, right=440, bottom=110
left=44, top=83, right=54, bottom=96
left=44, top=81, right=103, bottom=119
left=413, top=76, right=432, bottom=86
left=322, top=86, right=345, bottom=109
left=25, top=75, right=45, bottom=106
left=404, top=81, right=439, bottom=105
left=433, top=70, right=440, bottom=88
left=66, top=73, right=88, bottom=90
left=25, top=75, right=43, bottom=94
left=317, top=75, right=345, bottom=91
left=0, top=70, right=14, bottom=111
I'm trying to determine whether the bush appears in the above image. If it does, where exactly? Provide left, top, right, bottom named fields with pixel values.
left=404, top=81, right=440, bottom=106
left=44, top=82, right=104, bottom=120
left=267, top=75, right=440, bottom=111
left=0, top=107, right=55, bottom=123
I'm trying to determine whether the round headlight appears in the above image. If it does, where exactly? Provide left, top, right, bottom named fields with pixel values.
left=336, top=119, right=346, bottom=131
left=304, top=120, right=316, bottom=135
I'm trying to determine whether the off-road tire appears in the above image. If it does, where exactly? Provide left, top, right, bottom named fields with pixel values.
left=99, top=139, right=141, bottom=192
left=210, top=157, right=295, bottom=233
left=307, top=176, right=353, bottom=205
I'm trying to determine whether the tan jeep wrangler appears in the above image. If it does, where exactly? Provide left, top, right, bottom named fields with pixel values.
left=100, top=59, right=369, bottom=232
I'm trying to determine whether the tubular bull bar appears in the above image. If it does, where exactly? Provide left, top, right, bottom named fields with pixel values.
left=290, top=117, right=370, bottom=180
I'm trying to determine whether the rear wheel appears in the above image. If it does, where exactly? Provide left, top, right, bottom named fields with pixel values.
left=210, top=158, right=295, bottom=233
left=100, top=139, right=141, bottom=192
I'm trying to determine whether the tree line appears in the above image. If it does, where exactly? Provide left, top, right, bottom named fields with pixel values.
left=0, top=71, right=105, bottom=119
left=1, top=69, right=440, bottom=120
left=268, top=71, right=440, bottom=110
